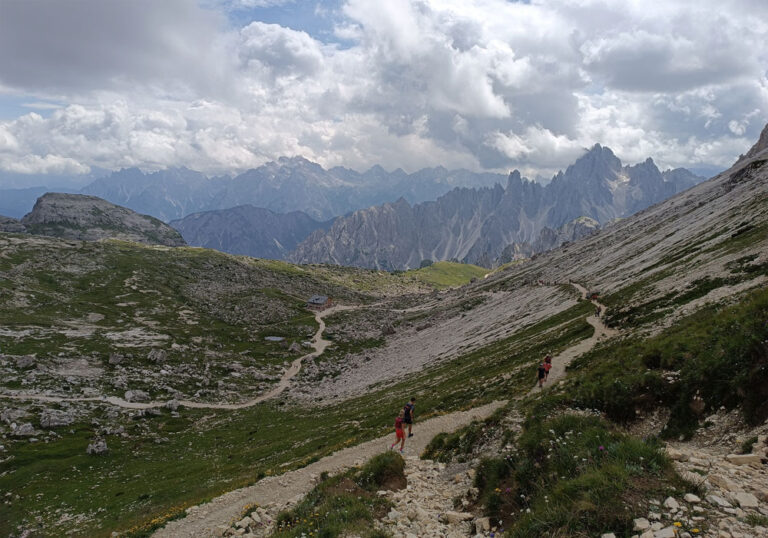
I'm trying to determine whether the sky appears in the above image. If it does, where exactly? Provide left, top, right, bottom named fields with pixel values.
left=0, top=0, right=767, bottom=186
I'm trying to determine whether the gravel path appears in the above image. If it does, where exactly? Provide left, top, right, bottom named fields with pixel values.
left=153, top=401, right=506, bottom=537
left=528, top=282, right=618, bottom=395
left=156, top=283, right=619, bottom=537
left=0, top=305, right=354, bottom=410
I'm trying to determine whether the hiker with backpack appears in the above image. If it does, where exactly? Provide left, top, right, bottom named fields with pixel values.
left=544, top=354, right=552, bottom=381
left=403, top=397, right=416, bottom=438
left=537, top=362, right=547, bottom=388
left=390, top=409, right=406, bottom=452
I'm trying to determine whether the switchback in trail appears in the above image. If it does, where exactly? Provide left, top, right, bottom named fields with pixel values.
left=0, top=305, right=356, bottom=411
left=527, top=282, right=618, bottom=395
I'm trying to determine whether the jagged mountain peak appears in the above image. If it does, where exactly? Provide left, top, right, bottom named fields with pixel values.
left=745, top=122, right=768, bottom=159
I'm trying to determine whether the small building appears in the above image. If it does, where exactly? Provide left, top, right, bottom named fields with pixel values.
left=306, top=295, right=332, bottom=310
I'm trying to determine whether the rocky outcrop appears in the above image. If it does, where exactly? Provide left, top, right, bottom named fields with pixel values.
left=0, top=215, right=26, bottom=233
left=19, top=193, right=186, bottom=246
left=291, top=147, right=700, bottom=269
left=170, top=205, right=332, bottom=260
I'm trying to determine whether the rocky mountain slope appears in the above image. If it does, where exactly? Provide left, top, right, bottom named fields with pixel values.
left=77, top=158, right=509, bottom=222
left=291, top=147, right=702, bottom=269
left=0, top=125, right=764, bottom=538
left=170, top=205, right=333, bottom=260
left=7, top=192, right=186, bottom=246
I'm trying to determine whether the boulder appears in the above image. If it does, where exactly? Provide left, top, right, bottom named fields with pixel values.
left=665, top=446, right=689, bottom=461
left=442, top=511, right=474, bottom=524
left=708, top=474, right=739, bottom=491
left=288, top=343, right=302, bottom=353
left=633, top=518, right=650, bottom=531
left=730, top=491, right=759, bottom=508
left=12, top=422, right=36, bottom=437
left=124, top=390, right=150, bottom=402
left=147, top=349, right=167, bottom=362
left=683, top=493, right=701, bottom=503
left=706, top=494, right=733, bottom=508
left=235, top=516, right=253, bottom=529
left=40, top=409, right=75, bottom=428
left=663, top=497, right=679, bottom=510
left=87, top=438, right=108, bottom=455
left=14, top=355, right=35, bottom=369
left=654, top=527, right=677, bottom=538
left=108, top=353, right=124, bottom=365
left=725, top=453, right=761, bottom=465
left=475, top=517, right=490, bottom=531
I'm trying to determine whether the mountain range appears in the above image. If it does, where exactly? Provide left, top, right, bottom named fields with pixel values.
left=75, top=158, right=509, bottom=222
left=170, top=205, right=331, bottom=259
left=290, top=146, right=703, bottom=269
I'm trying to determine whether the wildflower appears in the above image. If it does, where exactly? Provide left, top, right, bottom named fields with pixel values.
left=691, top=529, right=700, bottom=534
left=598, top=445, right=605, bottom=451
left=673, top=522, right=682, bottom=527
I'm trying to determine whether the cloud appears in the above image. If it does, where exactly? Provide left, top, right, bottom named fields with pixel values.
left=0, top=0, right=766, bottom=183
left=0, top=0, right=226, bottom=92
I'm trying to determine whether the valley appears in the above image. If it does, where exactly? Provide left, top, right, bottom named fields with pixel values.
left=1, top=131, right=767, bottom=537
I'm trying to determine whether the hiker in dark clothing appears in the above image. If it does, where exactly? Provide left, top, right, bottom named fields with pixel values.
left=403, top=397, right=416, bottom=437
left=537, top=362, right=547, bottom=388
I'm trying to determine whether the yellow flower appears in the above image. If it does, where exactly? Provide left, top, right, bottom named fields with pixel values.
left=673, top=522, right=682, bottom=527
left=691, top=530, right=700, bottom=534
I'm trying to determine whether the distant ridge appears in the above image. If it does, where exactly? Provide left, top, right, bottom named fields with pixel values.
left=170, top=205, right=331, bottom=259
left=290, top=147, right=703, bottom=269
left=0, top=193, right=186, bottom=246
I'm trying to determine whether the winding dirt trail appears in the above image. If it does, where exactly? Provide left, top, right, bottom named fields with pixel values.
left=155, top=282, right=622, bottom=537
left=528, top=282, right=618, bottom=395
left=154, top=400, right=505, bottom=538
left=0, top=305, right=355, bottom=411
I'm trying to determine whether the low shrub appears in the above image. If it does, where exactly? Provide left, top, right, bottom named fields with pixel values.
left=475, top=415, right=690, bottom=537
left=564, top=286, right=768, bottom=438
left=271, top=452, right=404, bottom=537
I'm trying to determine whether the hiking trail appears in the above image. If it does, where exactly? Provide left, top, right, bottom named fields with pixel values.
left=153, top=401, right=505, bottom=537
left=527, top=282, right=618, bottom=395
left=0, top=305, right=355, bottom=410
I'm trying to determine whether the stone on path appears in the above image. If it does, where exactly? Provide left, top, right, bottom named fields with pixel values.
left=442, top=511, right=473, bottom=524
left=663, top=497, right=679, bottom=510
left=654, top=527, right=677, bottom=538
left=683, top=493, right=701, bottom=503
left=725, top=453, right=761, bottom=465
left=633, top=517, right=650, bottom=531
left=730, top=491, right=759, bottom=508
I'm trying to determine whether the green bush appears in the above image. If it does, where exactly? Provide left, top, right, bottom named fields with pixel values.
left=271, top=453, right=403, bottom=537
left=356, top=451, right=405, bottom=491
left=475, top=415, right=687, bottom=537
left=564, top=286, right=768, bottom=437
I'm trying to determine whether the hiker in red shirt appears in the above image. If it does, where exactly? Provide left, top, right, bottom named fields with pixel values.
left=544, top=354, right=553, bottom=381
left=390, top=409, right=406, bottom=453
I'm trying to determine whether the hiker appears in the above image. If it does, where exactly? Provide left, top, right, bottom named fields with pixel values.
left=390, top=409, right=406, bottom=452
left=403, top=397, right=416, bottom=437
left=544, top=354, right=552, bottom=381
left=537, top=362, right=547, bottom=388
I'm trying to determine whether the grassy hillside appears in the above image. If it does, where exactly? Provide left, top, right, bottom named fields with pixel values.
left=403, top=261, right=488, bottom=289
left=0, top=233, right=595, bottom=537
